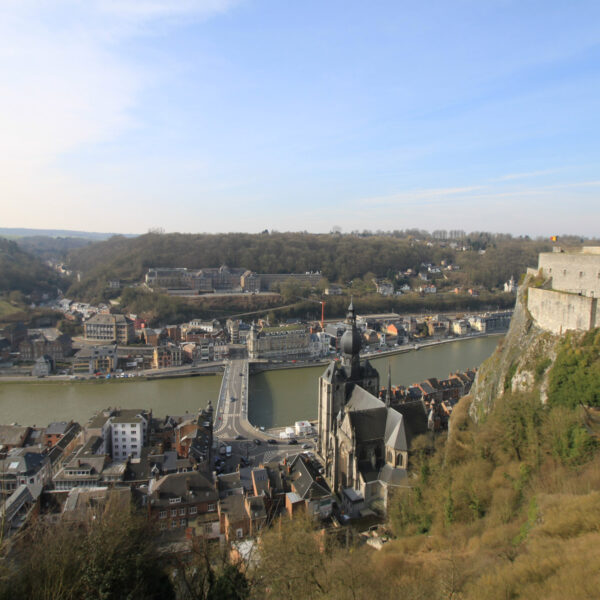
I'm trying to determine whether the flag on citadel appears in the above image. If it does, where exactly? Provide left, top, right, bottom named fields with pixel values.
left=550, top=235, right=558, bottom=242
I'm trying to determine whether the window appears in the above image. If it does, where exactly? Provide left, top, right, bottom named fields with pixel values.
left=171, top=509, right=177, bottom=517
left=171, top=520, right=176, bottom=528
left=204, top=523, right=212, bottom=534
left=180, top=518, right=187, bottom=527
left=169, top=497, right=181, bottom=504
left=179, top=507, right=186, bottom=516
left=160, top=522, right=167, bottom=531
left=208, top=504, right=216, bottom=512
left=189, top=506, right=197, bottom=515
left=159, top=511, right=167, bottom=519
left=236, top=528, right=243, bottom=539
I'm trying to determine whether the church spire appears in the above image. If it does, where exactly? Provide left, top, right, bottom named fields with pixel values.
left=340, top=298, right=361, bottom=378
left=386, top=363, right=392, bottom=407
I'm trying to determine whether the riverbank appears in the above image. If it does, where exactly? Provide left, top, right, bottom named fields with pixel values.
left=0, top=366, right=222, bottom=385
left=250, top=330, right=506, bottom=374
left=0, top=331, right=505, bottom=384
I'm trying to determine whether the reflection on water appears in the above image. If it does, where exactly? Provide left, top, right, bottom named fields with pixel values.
left=249, top=336, right=500, bottom=429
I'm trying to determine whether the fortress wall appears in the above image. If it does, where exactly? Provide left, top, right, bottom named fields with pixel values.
left=528, top=287, right=597, bottom=333
left=538, top=251, right=600, bottom=297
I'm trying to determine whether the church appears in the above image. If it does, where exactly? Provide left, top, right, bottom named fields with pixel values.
left=317, top=302, right=410, bottom=515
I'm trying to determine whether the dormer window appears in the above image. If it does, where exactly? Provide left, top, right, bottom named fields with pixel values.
left=169, top=497, right=181, bottom=504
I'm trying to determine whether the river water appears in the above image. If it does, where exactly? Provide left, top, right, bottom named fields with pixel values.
left=0, top=336, right=500, bottom=428
left=249, top=335, right=500, bottom=429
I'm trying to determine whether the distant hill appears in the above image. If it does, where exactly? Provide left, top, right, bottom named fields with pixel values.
left=0, top=238, right=63, bottom=295
left=65, top=231, right=551, bottom=302
left=15, top=236, right=95, bottom=262
left=65, top=232, right=440, bottom=296
left=0, top=227, right=137, bottom=240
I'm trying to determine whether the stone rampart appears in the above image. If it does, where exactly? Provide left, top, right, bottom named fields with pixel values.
left=538, top=247, right=600, bottom=298
left=528, top=287, right=598, bottom=333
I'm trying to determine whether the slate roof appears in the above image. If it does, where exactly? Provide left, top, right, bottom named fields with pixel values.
left=289, top=454, right=330, bottom=500
left=219, top=493, right=246, bottom=522
left=245, top=495, right=267, bottom=520
left=393, top=400, right=428, bottom=446
left=348, top=409, right=387, bottom=443
left=217, top=472, right=244, bottom=497
left=0, top=451, right=47, bottom=475
left=152, top=471, right=217, bottom=504
left=383, top=409, right=408, bottom=452
left=345, top=384, right=385, bottom=412
left=0, top=425, right=30, bottom=448
left=45, top=422, right=71, bottom=436
left=379, top=464, right=409, bottom=485
left=251, top=468, right=269, bottom=496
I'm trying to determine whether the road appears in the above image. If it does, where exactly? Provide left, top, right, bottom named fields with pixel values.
left=213, top=357, right=269, bottom=441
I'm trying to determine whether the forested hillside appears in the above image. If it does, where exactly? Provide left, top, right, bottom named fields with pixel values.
left=15, top=236, right=93, bottom=262
left=66, top=231, right=551, bottom=301
left=0, top=238, right=63, bottom=295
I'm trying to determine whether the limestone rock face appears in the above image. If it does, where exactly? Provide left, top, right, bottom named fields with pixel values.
left=468, top=275, right=561, bottom=422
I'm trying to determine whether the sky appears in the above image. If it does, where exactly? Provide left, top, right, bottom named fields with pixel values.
left=1, top=0, right=599, bottom=237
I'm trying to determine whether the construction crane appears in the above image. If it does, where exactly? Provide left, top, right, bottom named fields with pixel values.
left=304, top=298, right=326, bottom=329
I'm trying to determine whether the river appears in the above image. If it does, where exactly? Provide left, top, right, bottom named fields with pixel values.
left=0, top=335, right=500, bottom=428
left=248, top=335, right=500, bottom=429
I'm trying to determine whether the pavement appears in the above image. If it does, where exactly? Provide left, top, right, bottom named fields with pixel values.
left=213, top=357, right=268, bottom=441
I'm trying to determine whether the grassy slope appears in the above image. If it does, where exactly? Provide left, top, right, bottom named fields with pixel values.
left=0, top=299, right=20, bottom=318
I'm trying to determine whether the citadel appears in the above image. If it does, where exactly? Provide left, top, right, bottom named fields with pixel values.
left=527, top=246, right=600, bottom=333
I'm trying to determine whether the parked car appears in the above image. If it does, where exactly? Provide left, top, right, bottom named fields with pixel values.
left=302, top=443, right=311, bottom=449
left=288, top=439, right=298, bottom=445
left=267, top=439, right=277, bottom=445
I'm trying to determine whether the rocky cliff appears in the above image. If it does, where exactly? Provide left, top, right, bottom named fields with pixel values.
left=468, top=274, right=561, bottom=422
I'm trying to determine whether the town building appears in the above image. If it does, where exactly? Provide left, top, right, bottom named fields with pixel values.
left=0, top=449, right=52, bottom=497
left=53, top=437, right=113, bottom=491
left=146, top=471, right=220, bottom=536
left=324, top=284, right=343, bottom=296
left=318, top=302, right=409, bottom=514
left=72, top=345, right=118, bottom=374
left=31, top=355, right=54, bottom=376
left=374, top=280, right=394, bottom=296
left=109, top=409, right=150, bottom=461
left=18, top=332, right=72, bottom=362
left=0, top=425, right=32, bottom=452
left=44, top=421, right=74, bottom=448
left=152, top=345, right=183, bottom=369
left=247, top=323, right=310, bottom=360
left=84, top=313, right=134, bottom=344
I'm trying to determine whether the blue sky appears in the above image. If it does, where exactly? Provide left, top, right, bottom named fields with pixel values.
left=2, top=0, right=599, bottom=236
